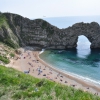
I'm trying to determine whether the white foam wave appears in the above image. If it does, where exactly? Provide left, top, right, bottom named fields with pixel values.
left=60, top=69, right=100, bottom=86
left=45, top=63, right=100, bottom=86
left=39, top=49, right=45, bottom=54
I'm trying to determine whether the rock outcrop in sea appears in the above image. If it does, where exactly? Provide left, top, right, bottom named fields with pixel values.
left=0, top=12, right=100, bottom=49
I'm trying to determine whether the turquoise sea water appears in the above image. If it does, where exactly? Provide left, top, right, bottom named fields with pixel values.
left=40, top=16, right=100, bottom=85
left=40, top=48, right=100, bottom=85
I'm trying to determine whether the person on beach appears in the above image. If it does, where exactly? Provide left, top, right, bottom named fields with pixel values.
left=43, top=74, right=46, bottom=76
left=71, top=84, right=76, bottom=87
left=29, top=68, right=30, bottom=72
left=55, top=77, right=57, bottom=79
left=60, top=75, right=63, bottom=78
left=43, top=66, right=46, bottom=70
left=24, top=68, right=30, bottom=74
left=65, top=81, right=67, bottom=83
left=94, top=92, right=98, bottom=95
left=87, top=87, right=89, bottom=89
left=38, top=69, right=41, bottom=75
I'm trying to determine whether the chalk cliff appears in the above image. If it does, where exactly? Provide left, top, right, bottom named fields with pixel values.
left=0, top=12, right=100, bottom=49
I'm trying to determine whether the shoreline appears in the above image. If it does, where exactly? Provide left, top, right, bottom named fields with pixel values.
left=6, top=48, right=100, bottom=96
left=39, top=50, right=100, bottom=86
left=39, top=51, right=100, bottom=86
left=36, top=51, right=100, bottom=94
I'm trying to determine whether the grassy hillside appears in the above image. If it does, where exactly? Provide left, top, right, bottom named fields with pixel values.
left=0, top=56, right=10, bottom=64
left=0, top=42, right=15, bottom=65
left=0, top=65, right=100, bottom=100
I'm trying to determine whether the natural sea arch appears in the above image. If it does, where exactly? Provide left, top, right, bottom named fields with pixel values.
left=77, top=35, right=91, bottom=49
left=64, top=22, right=100, bottom=49
left=77, top=35, right=91, bottom=58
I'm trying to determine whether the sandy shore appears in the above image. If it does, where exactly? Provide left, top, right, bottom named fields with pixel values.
left=6, top=48, right=100, bottom=96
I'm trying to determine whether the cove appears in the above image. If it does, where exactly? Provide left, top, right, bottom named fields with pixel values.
left=40, top=47, right=100, bottom=86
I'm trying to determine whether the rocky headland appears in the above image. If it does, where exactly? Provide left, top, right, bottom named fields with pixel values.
left=0, top=12, right=100, bottom=49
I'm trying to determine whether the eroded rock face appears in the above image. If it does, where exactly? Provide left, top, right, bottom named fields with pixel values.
left=63, top=22, right=100, bottom=49
left=0, top=12, right=100, bottom=49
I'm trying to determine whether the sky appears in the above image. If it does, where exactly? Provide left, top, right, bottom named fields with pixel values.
left=0, top=0, right=100, bottom=18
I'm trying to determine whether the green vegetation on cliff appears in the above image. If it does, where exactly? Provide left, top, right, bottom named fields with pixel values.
left=0, top=65, right=100, bottom=100
left=0, top=14, right=19, bottom=49
left=10, top=53, right=15, bottom=57
left=0, top=14, right=8, bottom=27
left=0, top=42, right=15, bottom=64
left=4, top=38, right=18, bottom=49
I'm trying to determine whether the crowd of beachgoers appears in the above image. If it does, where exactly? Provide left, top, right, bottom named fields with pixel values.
left=6, top=48, right=100, bottom=96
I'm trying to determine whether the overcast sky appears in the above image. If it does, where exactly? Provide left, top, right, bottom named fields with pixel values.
left=0, top=0, right=100, bottom=18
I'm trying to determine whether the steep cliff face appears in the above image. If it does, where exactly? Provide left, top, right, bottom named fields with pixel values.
left=0, top=13, right=19, bottom=48
left=0, top=12, right=100, bottom=49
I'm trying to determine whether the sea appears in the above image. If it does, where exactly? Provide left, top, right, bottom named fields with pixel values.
left=39, top=16, right=100, bottom=86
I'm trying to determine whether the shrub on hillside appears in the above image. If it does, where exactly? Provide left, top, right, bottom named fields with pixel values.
left=10, top=53, right=15, bottom=57
left=0, top=56, right=10, bottom=64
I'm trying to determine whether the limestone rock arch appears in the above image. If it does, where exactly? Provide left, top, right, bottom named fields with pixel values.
left=0, top=13, right=100, bottom=50
left=64, top=22, right=100, bottom=49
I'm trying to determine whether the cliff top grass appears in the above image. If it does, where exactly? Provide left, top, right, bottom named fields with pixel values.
left=0, top=14, right=8, bottom=27
left=0, top=65, right=100, bottom=100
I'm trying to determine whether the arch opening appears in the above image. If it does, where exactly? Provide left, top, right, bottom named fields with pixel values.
left=77, top=35, right=91, bottom=58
